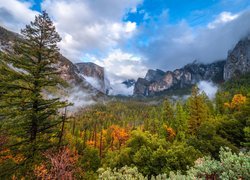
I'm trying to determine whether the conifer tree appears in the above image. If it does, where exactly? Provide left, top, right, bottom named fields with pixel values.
left=161, top=98, right=174, bottom=125
left=175, top=102, right=188, bottom=140
left=187, top=86, right=209, bottom=135
left=0, top=11, right=67, bottom=156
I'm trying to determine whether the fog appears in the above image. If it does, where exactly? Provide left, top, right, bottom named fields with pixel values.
left=198, top=81, right=218, bottom=99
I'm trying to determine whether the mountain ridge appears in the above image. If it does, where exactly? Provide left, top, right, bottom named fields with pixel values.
left=133, top=35, right=250, bottom=96
left=133, top=60, right=226, bottom=96
left=1, top=25, right=250, bottom=98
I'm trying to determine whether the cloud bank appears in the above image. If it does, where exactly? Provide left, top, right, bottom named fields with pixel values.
left=109, top=83, right=134, bottom=96
left=136, top=10, right=250, bottom=70
left=41, top=0, right=142, bottom=62
left=0, top=0, right=38, bottom=32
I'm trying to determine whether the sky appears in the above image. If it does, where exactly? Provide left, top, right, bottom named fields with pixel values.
left=1, top=0, right=250, bottom=94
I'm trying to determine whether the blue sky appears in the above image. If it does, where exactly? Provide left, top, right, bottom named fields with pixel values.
left=126, top=0, right=219, bottom=26
left=1, top=0, right=250, bottom=94
left=32, top=0, right=250, bottom=63
left=28, top=0, right=250, bottom=27
left=29, top=0, right=42, bottom=11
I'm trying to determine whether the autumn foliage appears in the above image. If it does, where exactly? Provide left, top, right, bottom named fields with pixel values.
left=164, top=125, right=176, bottom=141
left=109, top=125, right=129, bottom=150
left=34, top=147, right=78, bottom=179
left=224, top=94, right=247, bottom=110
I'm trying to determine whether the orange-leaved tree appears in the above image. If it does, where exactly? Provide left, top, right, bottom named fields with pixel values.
left=224, top=94, right=247, bottom=110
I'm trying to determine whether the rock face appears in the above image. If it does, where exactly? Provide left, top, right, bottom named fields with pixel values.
left=145, top=69, right=165, bottom=82
left=133, top=78, right=151, bottom=96
left=0, top=26, right=17, bottom=52
left=224, top=36, right=250, bottom=81
left=75, top=62, right=110, bottom=93
left=134, top=60, right=226, bottom=96
left=57, top=55, right=83, bottom=84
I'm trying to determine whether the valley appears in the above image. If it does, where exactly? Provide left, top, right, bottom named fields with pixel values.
left=0, top=2, right=250, bottom=179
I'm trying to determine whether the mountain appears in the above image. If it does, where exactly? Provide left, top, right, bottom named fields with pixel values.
left=75, top=62, right=110, bottom=94
left=224, top=36, right=250, bottom=81
left=2, top=25, right=250, bottom=98
left=0, top=26, right=18, bottom=52
left=134, top=35, right=250, bottom=96
left=134, top=60, right=226, bottom=96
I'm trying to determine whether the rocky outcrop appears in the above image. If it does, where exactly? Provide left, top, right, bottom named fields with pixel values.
left=224, top=36, right=250, bottom=81
left=0, top=26, right=17, bottom=52
left=133, top=78, right=151, bottom=96
left=57, top=55, right=83, bottom=84
left=134, top=60, right=225, bottom=96
left=75, top=62, right=110, bottom=93
left=134, top=35, right=250, bottom=96
left=145, top=69, right=165, bottom=82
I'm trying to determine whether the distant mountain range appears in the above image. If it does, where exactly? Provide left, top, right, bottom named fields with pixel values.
left=133, top=60, right=225, bottom=96
left=1, top=25, right=250, bottom=97
left=133, top=36, right=250, bottom=96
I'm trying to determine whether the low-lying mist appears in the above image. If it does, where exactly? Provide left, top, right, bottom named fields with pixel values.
left=46, top=86, right=96, bottom=114
left=198, top=81, right=218, bottom=99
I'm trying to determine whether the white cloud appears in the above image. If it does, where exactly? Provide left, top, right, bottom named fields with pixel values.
left=0, top=0, right=38, bottom=32
left=91, top=49, right=148, bottom=94
left=109, top=83, right=134, bottom=96
left=82, top=76, right=103, bottom=92
left=125, top=22, right=137, bottom=33
left=130, top=7, right=137, bottom=13
left=94, top=49, right=147, bottom=82
left=208, top=11, right=239, bottom=29
left=137, top=9, right=250, bottom=71
left=41, top=0, right=142, bottom=62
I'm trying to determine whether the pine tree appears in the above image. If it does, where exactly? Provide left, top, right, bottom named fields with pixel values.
left=187, top=86, right=209, bottom=135
left=161, top=98, right=174, bottom=125
left=0, top=11, right=68, bottom=156
left=175, top=102, right=188, bottom=140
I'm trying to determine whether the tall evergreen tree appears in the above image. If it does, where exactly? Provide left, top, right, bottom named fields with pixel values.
left=161, top=98, right=174, bottom=125
left=175, top=102, right=188, bottom=140
left=0, top=11, right=68, bottom=156
left=187, top=86, right=209, bottom=135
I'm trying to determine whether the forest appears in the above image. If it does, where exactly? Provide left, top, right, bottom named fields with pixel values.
left=0, top=12, right=249, bottom=179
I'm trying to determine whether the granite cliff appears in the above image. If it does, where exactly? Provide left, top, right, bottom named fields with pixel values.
left=133, top=35, right=250, bottom=96
left=133, top=60, right=225, bottom=96
left=76, top=62, right=110, bottom=94
left=224, top=36, right=250, bottom=81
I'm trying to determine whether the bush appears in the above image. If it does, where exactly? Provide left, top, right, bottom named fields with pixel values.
left=170, top=147, right=250, bottom=179
left=98, top=166, right=145, bottom=180
left=99, top=147, right=250, bottom=180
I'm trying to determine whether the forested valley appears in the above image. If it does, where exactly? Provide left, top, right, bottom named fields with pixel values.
left=0, top=12, right=249, bottom=180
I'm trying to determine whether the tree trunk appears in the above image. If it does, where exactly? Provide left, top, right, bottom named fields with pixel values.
left=94, top=123, right=97, bottom=148
left=99, top=129, right=103, bottom=158
left=58, top=107, right=67, bottom=147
